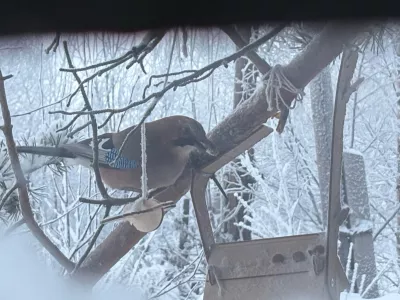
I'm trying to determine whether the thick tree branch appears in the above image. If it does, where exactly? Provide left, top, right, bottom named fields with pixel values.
left=0, top=71, right=75, bottom=271
left=73, top=166, right=193, bottom=285
left=72, top=21, right=369, bottom=286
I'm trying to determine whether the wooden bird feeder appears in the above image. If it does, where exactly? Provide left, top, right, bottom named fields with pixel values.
left=191, top=91, right=350, bottom=299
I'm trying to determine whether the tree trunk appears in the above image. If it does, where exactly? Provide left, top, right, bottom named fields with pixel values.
left=395, top=42, right=400, bottom=271
left=310, top=66, right=333, bottom=228
left=343, top=151, right=379, bottom=298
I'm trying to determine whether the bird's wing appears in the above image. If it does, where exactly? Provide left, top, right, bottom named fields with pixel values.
left=63, top=132, right=140, bottom=170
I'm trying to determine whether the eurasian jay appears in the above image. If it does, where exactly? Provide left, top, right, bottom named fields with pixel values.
left=15, top=115, right=219, bottom=192
left=15, top=115, right=220, bottom=232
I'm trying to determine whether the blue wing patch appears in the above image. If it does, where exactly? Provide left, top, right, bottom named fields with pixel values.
left=105, top=148, right=139, bottom=169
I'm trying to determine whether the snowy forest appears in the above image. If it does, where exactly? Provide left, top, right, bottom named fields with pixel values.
left=0, top=22, right=399, bottom=300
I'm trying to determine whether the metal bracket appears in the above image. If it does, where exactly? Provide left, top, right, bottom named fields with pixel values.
left=190, top=125, right=273, bottom=285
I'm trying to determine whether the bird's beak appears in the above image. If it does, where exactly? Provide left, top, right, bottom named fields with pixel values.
left=194, top=137, right=219, bottom=156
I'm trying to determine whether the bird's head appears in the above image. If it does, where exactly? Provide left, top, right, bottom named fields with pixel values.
left=171, top=116, right=219, bottom=157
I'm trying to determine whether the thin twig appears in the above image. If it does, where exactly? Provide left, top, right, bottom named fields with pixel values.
left=45, top=32, right=61, bottom=54
left=68, top=205, right=102, bottom=260
left=109, top=30, right=177, bottom=167
left=72, top=205, right=111, bottom=271
left=0, top=70, right=75, bottom=271
left=0, top=182, right=18, bottom=210
left=60, top=29, right=166, bottom=74
left=79, top=186, right=167, bottom=206
left=3, top=218, right=25, bottom=235
left=98, top=113, right=114, bottom=129
left=67, top=121, right=92, bottom=138
left=101, top=201, right=175, bottom=224
left=117, top=77, right=140, bottom=132
left=142, top=70, right=195, bottom=99
left=220, top=24, right=278, bottom=74
left=11, top=94, right=71, bottom=117
left=49, top=24, right=286, bottom=117
left=60, top=51, right=133, bottom=73
left=1, top=75, right=13, bottom=81
left=150, top=251, right=205, bottom=299
left=38, top=202, right=82, bottom=228
left=69, top=233, right=95, bottom=260
left=62, top=41, right=109, bottom=199
left=61, top=55, right=132, bottom=106
left=126, top=33, right=164, bottom=70
left=373, top=204, right=400, bottom=241
left=58, top=30, right=166, bottom=107
left=56, top=107, right=88, bottom=133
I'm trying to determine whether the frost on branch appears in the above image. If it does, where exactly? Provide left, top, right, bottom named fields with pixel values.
left=18, top=120, right=81, bottom=174
left=0, top=120, right=79, bottom=221
left=259, top=64, right=305, bottom=112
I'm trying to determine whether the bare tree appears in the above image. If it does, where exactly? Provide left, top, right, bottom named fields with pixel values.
left=0, top=21, right=381, bottom=296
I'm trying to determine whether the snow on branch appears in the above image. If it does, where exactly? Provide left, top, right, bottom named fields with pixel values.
left=58, top=29, right=166, bottom=107
left=0, top=70, right=75, bottom=271
left=49, top=24, right=287, bottom=118
left=0, top=119, right=78, bottom=220
left=339, top=219, right=374, bottom=235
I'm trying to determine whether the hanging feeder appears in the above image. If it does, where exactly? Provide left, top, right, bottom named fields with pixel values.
left=190, top=86, right=350, bottom=299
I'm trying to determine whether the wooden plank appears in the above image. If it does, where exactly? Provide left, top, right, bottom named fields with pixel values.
left=191, top=124, right=273, bottom=285
left=204, top=269, right=331, bottom=300
left=202, top=125, right=273, bottom=174
left=325, top=49, right=355, bottom=300
left=207, top=233, right=326, bottom=280
left=191, top=125, right=273, bottom=255
left=191, top=171, right=216, bottom=262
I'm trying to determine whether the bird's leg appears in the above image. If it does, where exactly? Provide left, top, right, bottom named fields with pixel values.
left=159, top=201, right=176, bottom=213
left=199, top=170, right=229, bottom=201
left=272, top=111, right=281, bottom=119
left=211, top=174, right=229, bottom=201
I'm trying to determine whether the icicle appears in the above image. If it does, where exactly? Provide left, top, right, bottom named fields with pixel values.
left=140, top=122, right=148, bottom=199
left=361, top=259, right=393, bottom=298
left=346, top=242, right=354, bottom=279
left=359, top=274, right=367, bottom=295
left=120, top=122, right=164, bottom=232
left=350, top=263, right=359, bottom=293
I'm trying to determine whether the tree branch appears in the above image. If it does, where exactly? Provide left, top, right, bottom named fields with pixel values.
left=45, top=32, right=61, bottom=54
left=72, top=21, right=369, bottom=285
left=100, top=200, right=175, bottom=224
left=58, top=29, right=167, bottom=107
left=49, top=24, right=288, bottom=117
left=0, top=71, right=75, bottom=271
left=220, top=24, right=275, bottom=74
left=62, top=41, right=109, bottom=200
left=72, top=205, right=111, bottom=272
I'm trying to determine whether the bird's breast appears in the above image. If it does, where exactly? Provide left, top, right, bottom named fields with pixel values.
left=99, top=149, right=190, bottom=191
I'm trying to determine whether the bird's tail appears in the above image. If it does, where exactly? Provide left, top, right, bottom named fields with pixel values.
left=15, top=146, right=76, bottom=158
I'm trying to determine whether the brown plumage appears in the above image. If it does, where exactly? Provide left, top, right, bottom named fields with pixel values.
left=16, top=115, right=219, bottom=192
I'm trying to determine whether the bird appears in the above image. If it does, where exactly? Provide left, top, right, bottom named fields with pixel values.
left=15, top=115, right=219, bottom=193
